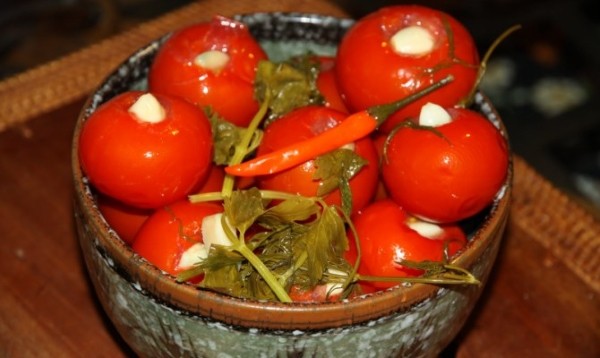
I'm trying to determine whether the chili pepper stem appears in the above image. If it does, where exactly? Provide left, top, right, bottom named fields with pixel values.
left=367, top=74, right=454, bottom=126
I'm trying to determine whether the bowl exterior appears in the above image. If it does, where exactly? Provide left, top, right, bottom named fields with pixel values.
left=72, top=13, right=512, bottom=357
left=74, top=194, right=507, bottom=357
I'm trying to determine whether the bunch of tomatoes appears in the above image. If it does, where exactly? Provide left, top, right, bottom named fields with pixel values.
left=78, top=5, right=510, bottom=302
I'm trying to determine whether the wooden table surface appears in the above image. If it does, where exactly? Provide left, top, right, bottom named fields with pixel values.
left=1, top=1, right=599, bottom=357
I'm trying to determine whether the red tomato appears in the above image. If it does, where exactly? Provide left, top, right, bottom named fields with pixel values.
left=78, top=91, right=213, bottom=209
left=192, top=164, right=225, bottom=194
left=235, top=175, right=256, bottom=190
left=256, top=105, right=379, bottom=213
left=371, top=133, right=390, bottom=200
left=343, top=238, right=377, bottom=295
left=190, top=164, right=259, bottom=193
left=97, top=195, right=152, bottom=245
left=132, top=200, right=224, bottom=276
left=316, top=56, right=349, bottom=113
left=347, top=199, right=467, bottom=290
left=148, top=16, right=268, bottom=127
left=382, top=106, right=509, bottom=223
left=335, top=5, right=479, bottom=133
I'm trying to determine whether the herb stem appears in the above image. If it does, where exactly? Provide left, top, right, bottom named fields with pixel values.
left=219, top=212, right=292, bottom=302
left=357, top=263, right=480, bottom=286
left=190, top=190, right=318, bottom=205
left=221, top=91, right=272, bottom=197
left=188, top=191, right=224, bottom=203
left=279, top=251, right=308, bottom=286
left=460, top=24, right=521, bottom=107
left=336, top=206, right=361, bottom=289
left=236, top=244, right=293, bottom=302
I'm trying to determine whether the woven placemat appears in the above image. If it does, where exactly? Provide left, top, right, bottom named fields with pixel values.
left=0, top=0, right=347, bottom=132
left=512, top=158, right=600, bottom=293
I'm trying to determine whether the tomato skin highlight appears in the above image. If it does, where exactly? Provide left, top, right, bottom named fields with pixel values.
left=78, top=91, right=213, bottom=209
left=347, top=199, right=467, bottom=290
left=335, top=5, right=479, bottom=133
left=382, top=107, right=509, bottom=223
left=148, top=16, right=268, bottom=127
left=256, top=105, right=379, bottom=213
left=132, top=200, right=224, bottom=276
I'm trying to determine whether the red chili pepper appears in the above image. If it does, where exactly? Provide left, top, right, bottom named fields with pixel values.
left=225, top=75, right=454, bottom=177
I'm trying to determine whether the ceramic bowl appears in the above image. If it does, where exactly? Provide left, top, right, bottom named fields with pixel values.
left=72, top=13, right=512, bottom=358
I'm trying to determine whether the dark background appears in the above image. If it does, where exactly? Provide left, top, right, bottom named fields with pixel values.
left=2, top=0, right=599, bottom=213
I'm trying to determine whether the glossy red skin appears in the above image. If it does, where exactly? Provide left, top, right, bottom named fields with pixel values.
left=78, top=91, right=213, bottom=209
left=371, top=133, right=390, bottom=200
left=191, top=164, right=225, bottom=194
left=190, top=164, right=260, bottom=194
left=256, top=106, right=379, bottom=213
left=346, top=199, right=467, bottom=290
left=382, top=107, right=509, bottom=223
left=335, top=5, right=479, bottom=133
left=97, top=195, right=152, bottom=245
left=148, top=16, right=268, bottom=127
left=132, top=200, right=224, bottom=276
left=316, top=56, right=349, bottom=113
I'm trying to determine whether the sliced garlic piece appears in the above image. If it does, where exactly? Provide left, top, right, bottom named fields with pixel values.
left=128, top=93, right=166, bottom=124
left=324, top=282, right=345, bottom=297
left=176, top=243, right=208, bottom=270
left=325, top=268, right=349, bottom=297
left=390, top=26, right=435, bottom=56
left=201, top=213, right=233, bottom=250
left=327, top=268, right=348, bottom=277
left=418, top=102, right=452, bottom=127
left=407, top=218, right=444, bottom=239
left=340, top=142, right=356, bottom=151
left=194, top=50, right=230, bottom=74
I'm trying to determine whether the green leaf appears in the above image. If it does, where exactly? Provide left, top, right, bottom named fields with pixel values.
left=313, top=148, right=367, bottom=216
left=254, top=55, right=324, bottom=123
left=256, top=223, right=308, bottom=265
left=245, top=270, right=280, bottom=300
left=177, top=244, right=244, bottom=293
left=302, top=206, right=348, bottom=285
left=261, top=196, right=320, bottom=224
left=181, top=189, right=356, bottom=302
left=201, top=263, right=256, bottom=299
left=205, top=107, right=263, bottom=165
left=223, top=188, right=265, bottom=234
